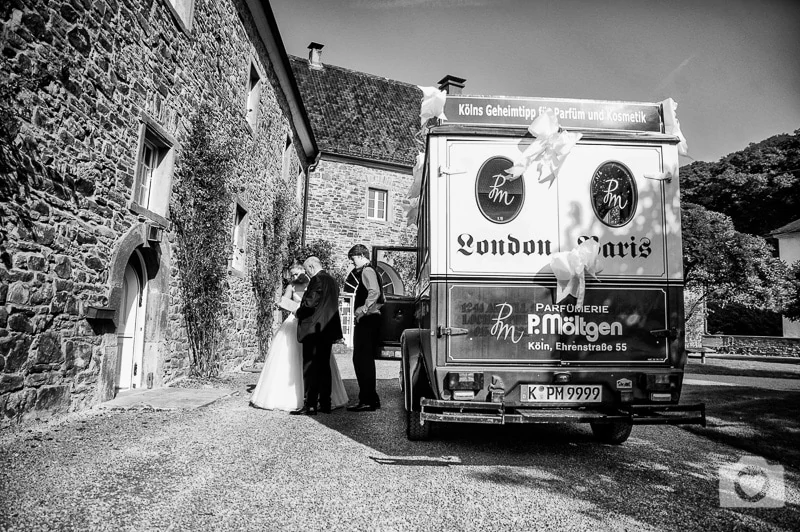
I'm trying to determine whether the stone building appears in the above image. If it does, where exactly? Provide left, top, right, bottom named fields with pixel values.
left=290, top=47, right=469, bottom=341
left=0, top=0, right=316, bottom=424
left=289, top=44, right=432, bottom=341
left=290, top=43, right=421, bottom=264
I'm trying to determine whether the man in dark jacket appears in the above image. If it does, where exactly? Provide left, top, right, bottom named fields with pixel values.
left=346, top=244, right=384, bottom=412
left=292, top=256, right=343, bottom=415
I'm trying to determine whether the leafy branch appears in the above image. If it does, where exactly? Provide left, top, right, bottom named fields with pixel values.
left=250, top=180, right=296, bottom=361
left=171, top=103, right=234, bottom=377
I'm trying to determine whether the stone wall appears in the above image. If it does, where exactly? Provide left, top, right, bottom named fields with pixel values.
left=304, top=158, right=417, bottom=269
left=0, top=0, right=305, bottom=425
left=684, top=289, right=706, bottom=348
left=702, top=335, right=800, bottom=358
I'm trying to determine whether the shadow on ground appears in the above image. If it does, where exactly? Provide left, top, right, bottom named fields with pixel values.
left=686, top=362, right=800, bottom=380
left=682, top=385, right=800, bottom=469
left=304, top=377, right=800, bottom=531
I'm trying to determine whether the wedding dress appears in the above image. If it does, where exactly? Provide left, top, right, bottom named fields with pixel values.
left=250, top=287, right=348, bottom=411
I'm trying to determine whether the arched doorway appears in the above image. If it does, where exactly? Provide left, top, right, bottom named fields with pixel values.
left=340, top=261, right=405, bottom=346
left=118, top=250, right=148, bottom=390
left=343, top=261, right=405, bottom=296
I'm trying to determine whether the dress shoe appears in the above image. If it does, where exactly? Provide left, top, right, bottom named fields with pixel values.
left=346, top=403, right=378, bottom=412
left=318, top=405, right=332, bottom=414
left=289, top=406, right=317, bottom=416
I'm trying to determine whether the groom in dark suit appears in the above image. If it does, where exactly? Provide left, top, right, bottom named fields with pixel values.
left=291, top=256, right=343, bottom=416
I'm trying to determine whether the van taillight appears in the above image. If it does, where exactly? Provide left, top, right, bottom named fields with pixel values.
left=644, top=374, right=677, bottom=391
left=445, top=372, right=484, bottom=391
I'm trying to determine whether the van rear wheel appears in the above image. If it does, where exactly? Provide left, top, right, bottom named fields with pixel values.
left=590, top=421, right=632, bottom=444
left=406, top=405, right=432, bottom=441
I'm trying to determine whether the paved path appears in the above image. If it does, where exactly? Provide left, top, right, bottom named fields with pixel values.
left=98, top=387, right=238, bottom=410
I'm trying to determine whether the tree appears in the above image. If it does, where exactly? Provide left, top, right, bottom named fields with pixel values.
left=682, top=202, right=790, bottom=320
left=681, top=130, right=800, bottom=237
left=680, top=130, right=800, bottom=328
left=706, top=302, right=782, bottom=336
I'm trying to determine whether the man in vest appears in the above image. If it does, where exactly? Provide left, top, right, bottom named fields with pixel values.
left=346, top=244, right=384, bottom=412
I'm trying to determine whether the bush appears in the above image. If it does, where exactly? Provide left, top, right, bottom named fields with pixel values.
left=171, top=103, right=234, bottom=377
left=291, top=239, right=347, bottom=287
left=250, top=180, right=296, bottom=361
left=707, top=302, right=783, bottom=336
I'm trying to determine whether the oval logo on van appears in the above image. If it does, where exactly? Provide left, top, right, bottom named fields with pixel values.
left=591, top=161, right=637, bottom=227
left=475, top=156, right=523, bottom=224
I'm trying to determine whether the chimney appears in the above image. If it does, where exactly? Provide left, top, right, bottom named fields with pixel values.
left=308, top=42, right=324, bottom=70
left=438, top=74, right=466, bottom=95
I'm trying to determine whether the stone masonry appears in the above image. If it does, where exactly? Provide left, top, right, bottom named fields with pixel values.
left=304, top=158, right=416, bottom=271
left=0, top=0, right=308, bottom=425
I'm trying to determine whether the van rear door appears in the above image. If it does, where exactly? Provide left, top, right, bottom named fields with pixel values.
left=438, top=136, right=676, bottom=366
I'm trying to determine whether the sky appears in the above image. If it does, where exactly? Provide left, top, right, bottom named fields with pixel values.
left=270, top=0, right=800, bottom=164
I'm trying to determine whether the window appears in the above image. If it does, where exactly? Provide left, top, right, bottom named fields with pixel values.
left=165, top=0, right=194, bottom=31
left=246, top=63, right=261, bottom=129
left=231, top=204, right=248, bottom=272
left=367, top=188, right=388, bottom=221
left=136, top=140, right=157, bottom=209
left=282, top=135, right=293, bottom=181
left=132, top=118, right=175, bottom=222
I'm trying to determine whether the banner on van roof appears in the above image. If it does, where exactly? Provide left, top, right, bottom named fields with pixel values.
left=443, top=96, right=663, bottom=132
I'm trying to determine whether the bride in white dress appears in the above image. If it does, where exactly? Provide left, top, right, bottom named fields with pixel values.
left=250, top=265, right=348, bottom=411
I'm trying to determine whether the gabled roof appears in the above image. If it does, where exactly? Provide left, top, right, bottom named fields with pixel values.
left=244, top=1, right=317, bottom=162
left=771, top=218, right=800, bottom=237
left=289, top=56, right=421, bottom=167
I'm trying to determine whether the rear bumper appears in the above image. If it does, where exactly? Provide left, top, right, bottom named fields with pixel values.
left=420, top=398, right=706, bottom=426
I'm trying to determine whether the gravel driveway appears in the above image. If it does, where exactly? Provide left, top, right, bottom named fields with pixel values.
left=1, top=353, right=798, bottom=531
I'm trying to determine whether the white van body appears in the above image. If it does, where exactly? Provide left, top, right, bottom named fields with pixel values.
left=392, top=95, right=705, bottom=442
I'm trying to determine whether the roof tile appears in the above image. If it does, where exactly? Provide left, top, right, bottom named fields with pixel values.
left=290, top=56, right=422, bottom=167
left=772, top=217, right=800, bottom=236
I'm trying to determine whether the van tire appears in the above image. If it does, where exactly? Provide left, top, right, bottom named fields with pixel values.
left=590, top=421, right=632, bottom=444
left=406, top=407, right=432, bottom=441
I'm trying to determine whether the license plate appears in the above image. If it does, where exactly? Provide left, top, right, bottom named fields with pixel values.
left=520, top=385, right=602, bottom=403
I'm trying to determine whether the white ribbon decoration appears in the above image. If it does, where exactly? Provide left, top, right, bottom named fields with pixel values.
left=549, top=239, right=603, bottom=308
left=407, top=152, right=424, bottom=199
left=403, top=197, right=419, bottom=226
left=419, top=86, right=447, bottom=126
left=408, top=84, right=443, bottom=228
left=661, top=97, right=688, bottom=157
left=505, top=109, right=582, bottom=187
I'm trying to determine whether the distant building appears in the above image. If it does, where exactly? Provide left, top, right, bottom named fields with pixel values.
left=290, top=45, right=463, bottom=341
left=0, top=0, right=315, bottom=423
left=289, top=44, right=418, bottom=342
left=289, top=44, right=419, bottom=260
left=772, top=218, right=800, bottom=337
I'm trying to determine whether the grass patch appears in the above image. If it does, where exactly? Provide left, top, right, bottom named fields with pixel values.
left=686, top=360, right=800, bottom=380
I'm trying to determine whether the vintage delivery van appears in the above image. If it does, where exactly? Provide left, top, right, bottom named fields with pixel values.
left=387, top=94, right=706, bottom=443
